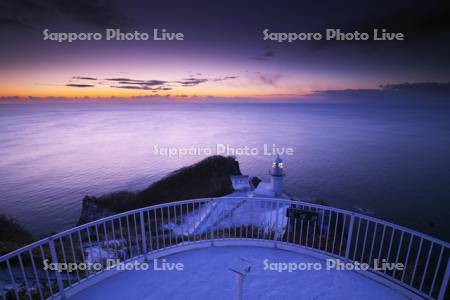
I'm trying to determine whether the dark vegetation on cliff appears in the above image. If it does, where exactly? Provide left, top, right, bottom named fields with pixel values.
left=0, top=215, right=33, bottom=256
left=78, top=155, right=241, bottom=224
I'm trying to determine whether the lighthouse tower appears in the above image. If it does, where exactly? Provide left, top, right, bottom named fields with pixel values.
left=270, top=155, right=285, bottom=197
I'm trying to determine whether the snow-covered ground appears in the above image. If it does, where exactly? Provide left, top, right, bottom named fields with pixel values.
left=165, top=197, right=288, bottom=239
left=70, top=246, right=406, bottom=300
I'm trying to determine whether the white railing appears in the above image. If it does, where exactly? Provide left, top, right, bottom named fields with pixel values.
left=0, top=197, right=449, bottom=299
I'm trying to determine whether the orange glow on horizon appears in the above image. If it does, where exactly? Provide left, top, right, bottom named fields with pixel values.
left=0, top=80, right=313, bottom=99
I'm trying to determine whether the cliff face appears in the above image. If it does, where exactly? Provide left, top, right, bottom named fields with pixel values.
left=78, top=191, right=135, bottom=224
left=0, top=215, right=33, bottom=256
left=78, top=155, right=241, bottom=224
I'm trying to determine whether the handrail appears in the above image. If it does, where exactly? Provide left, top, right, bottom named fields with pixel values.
left=0, top=197, right=449, bottom=300
left=2, top=197, right=448, bottom=260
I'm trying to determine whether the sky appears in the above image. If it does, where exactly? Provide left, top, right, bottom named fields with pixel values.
left=0, top=0, right=449, bottom=100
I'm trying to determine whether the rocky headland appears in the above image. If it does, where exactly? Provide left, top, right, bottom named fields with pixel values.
left=78, top=155, right=242, bottom=224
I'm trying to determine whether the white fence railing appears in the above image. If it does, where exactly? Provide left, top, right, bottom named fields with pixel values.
left=0, top=197, right=449, bottom=299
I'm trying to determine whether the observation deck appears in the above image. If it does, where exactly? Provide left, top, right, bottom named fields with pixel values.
left=1, top=197, right=449, bottom=299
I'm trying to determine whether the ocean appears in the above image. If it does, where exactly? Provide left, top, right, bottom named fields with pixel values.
left=0, top=102, right=449, bottom=241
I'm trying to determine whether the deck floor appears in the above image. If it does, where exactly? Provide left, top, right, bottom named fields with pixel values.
left=70, top=246, right=407, bottom=300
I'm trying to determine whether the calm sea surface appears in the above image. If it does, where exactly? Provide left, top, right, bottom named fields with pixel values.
left=0, top=102, right=449, bottom=241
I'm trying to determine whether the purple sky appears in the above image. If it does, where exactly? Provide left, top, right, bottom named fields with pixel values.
left=0, top=0, right=449, bottom=99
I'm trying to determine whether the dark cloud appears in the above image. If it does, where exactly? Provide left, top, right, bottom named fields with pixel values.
left=0, top=96, right=23, bottom=100
left=310, top=82, right=450, bottom=102
left=253, top=50, right=275, bottom=61
left=0, top=0, right=49, bottom=29
left=106, top=78, right=136, bottom=82
left=212, top=76, right=239, bottom=82
left=0, top=17, right=32, bottom=29
left=73, top=76, right=97, bottom=80
left=111, top=85, right=147, bottom=90
left=316, top=82, right=450, bottom=94
left=119, top=80, right=167, bottom=86
left=178, top=78, right=209, bottom=87
left=106, top=78, right=169, bottom=90
left=0, top=0, right=128, bottom=30
left=50, top=0, right=127, bottom=28
left=257, top=74, right=282, bottom=86
left=380, top=82, right=450, bottom=92
left=66, top=74, right=238, bottom=90
left=106, top=78, right=166, bottom=85
left=66, top=84, right=95, bottom=88
left=106, top=75, right=236, bottom=87
left=352, top=1, right=449, bottom=42
left=111, top=85, right=172, bottom=91
left=307, top=0, right=450, bottom=51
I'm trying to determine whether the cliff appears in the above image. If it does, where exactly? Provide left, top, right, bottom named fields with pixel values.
left=0, top=215, right=33, bottom=256
left=78, top=155, right=241, bottom=224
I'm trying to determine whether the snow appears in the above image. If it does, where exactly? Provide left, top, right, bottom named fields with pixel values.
left=165, top=198, right=288, bottom=238
left=83, top=239, right=131, bottom=264
left=254, top=182, right=275, bottom=197
left=70, top=246, right=407, bottom=300
left=230, top=175, right=252, bottom=191
left=85, top=246, right=115, bottom=264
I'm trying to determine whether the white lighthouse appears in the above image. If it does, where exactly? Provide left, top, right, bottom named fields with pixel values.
left=270, top=155, right=285, bottom=196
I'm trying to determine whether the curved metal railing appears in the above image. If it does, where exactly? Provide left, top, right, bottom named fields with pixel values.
left=0, top=197, right=449, bottom=299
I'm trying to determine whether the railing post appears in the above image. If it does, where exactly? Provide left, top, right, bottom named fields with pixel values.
left=438, top=258, right=450, bottom=300
left=210, top=199, right=215, bottom=245
left=345, top=215, right=355, bottom=261
left=140, top=211, right=148, bottom=257
left=275, top=200, right=280, bottom=241
left=49, top=237, right=66, bottom=299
